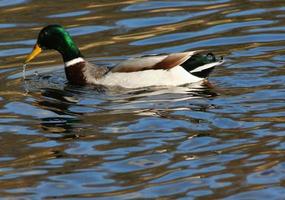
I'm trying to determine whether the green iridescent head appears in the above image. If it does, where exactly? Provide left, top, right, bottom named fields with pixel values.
left=25, top=25, right=82, bottom=63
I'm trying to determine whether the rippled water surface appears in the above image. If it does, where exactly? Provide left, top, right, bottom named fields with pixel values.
left=1, top=0, right=285, bottom=199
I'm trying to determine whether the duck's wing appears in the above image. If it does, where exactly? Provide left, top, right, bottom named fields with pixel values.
left=84, top=61, right=110, bottom=79
left=111, top=51, right=201, bottom=73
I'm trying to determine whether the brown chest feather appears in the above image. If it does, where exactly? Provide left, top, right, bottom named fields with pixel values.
left=65, top=62, right=87, bottom=85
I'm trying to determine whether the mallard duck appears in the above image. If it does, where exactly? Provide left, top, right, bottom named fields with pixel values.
left=24, top=25, right=224, bottom=88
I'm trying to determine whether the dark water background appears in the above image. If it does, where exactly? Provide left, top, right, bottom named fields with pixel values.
left=1, top=0, right=285, bottom=199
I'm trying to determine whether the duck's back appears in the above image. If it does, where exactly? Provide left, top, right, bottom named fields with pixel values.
left=82, top=51, right=223, bottom=88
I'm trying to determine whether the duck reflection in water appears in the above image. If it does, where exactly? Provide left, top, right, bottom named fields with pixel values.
left=30, top=82, right=218, bottom=137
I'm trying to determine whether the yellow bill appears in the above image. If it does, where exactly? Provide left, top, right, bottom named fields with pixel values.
left=24, top=44, right=42, bottom=64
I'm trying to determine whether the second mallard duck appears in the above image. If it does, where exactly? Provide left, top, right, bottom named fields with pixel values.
left=24, top=25, right=224, bottom=88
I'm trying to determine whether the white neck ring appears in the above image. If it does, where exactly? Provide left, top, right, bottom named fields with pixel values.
left=65, top=57, right=85, bottom=67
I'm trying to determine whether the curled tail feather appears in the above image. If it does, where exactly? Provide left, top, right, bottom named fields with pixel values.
left=181, top=53, right=224, bottom=78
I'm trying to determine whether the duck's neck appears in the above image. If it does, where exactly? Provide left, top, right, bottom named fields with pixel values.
left=65, top=57, right=85, bottom=67
left=57, top=36, right=88, bottom=85
left=57, top=34, right=83, bottom=63
left=49, top=31, right=88, bottom=85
